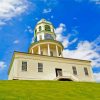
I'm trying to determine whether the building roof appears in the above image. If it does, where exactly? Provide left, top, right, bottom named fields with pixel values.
left=28, top=39, right=64, bottom=53
left=37, top=19, right=52, bottom=25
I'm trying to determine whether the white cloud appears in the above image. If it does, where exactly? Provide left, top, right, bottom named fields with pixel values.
left=0, top=20, right=6, bottom=25
left=62, top=39, right=69, bottom=48
left=41, top=0, right=58, bottom=7
left=51, top=15, right=54, bottom=19
left=55, top=23, right=100, bottom=67
left=63, top=35, right=100, bottom=67
left=0, top=0, right=31, bottom=26
left=55, top=23, right=78, bottom=48
left=94, top=73, right=100, bottom=82
left=25, top=26, right=33, bottom=33
left=35, top=17, right=39, bottom=20
left=0, top=61, right=6, bottom=69
left=90, top=0, right=100, bottom=5
left=55, top=23, right=66, bottom=35
left=43, top=8, right=52, bottom=13
left=13, top=40, right=19, bottom=44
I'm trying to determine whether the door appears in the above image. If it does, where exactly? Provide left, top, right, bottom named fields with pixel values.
left=55, top=69, right=62, bottom=77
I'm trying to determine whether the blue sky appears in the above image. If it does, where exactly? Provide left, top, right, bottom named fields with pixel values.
left=0, top=0, right=100, bottom=81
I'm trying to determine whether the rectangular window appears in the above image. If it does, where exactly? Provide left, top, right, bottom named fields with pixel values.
left=22, top=61, right=27, bottom=71
left=38, top=63, right=43, bottom=72
left=55, top=69, right=62, bottom=77
left=72, top=66, right=77, bottom=75
left=84, top=67, right=89, bottom=76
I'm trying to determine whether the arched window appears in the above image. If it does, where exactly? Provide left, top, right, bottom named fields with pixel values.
left=45, top=25, right=51, bottom=31
left=39, top=26, right=42, bottom=31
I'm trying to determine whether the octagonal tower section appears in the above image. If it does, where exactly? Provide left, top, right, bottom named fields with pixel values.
left=29, top=19, right=64, bottom=57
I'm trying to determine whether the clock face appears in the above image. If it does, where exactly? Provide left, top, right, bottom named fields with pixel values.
left=45, top=34, right=54, bottom=40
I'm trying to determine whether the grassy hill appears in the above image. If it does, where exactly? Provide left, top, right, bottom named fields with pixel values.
left=0, top=81, right=100, bottom=100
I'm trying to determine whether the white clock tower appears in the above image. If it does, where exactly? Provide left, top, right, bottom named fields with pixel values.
left=29, top=19, right=64, bottom=57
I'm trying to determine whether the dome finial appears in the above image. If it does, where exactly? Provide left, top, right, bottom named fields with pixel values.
left=37, top=18, right=52, bottom=24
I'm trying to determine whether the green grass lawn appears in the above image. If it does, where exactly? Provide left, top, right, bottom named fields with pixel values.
left=0, top=81, right=100, bottom=100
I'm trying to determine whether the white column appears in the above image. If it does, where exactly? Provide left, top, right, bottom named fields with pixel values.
left=61, top=48, right=63, bottom=57
left=32, top=49, right=34, bottom=54
left=38, top=45, right=41, bottom=54
left=56, top=45, right=59, bottom=57
left=48, top=44, right=50, bottom=56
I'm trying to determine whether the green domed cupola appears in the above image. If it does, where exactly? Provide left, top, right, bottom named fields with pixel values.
left=29, top=19, right=64, bottom=57
left=34, top=19, right=56, bottom=42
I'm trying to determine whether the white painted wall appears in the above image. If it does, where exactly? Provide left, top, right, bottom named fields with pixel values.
left=8, top=53, right=94, bottom=82
left=37, top=32, right=44, bottom=41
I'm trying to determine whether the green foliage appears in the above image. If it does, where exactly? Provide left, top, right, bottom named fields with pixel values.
left=0, top=81, right=100, bottom=100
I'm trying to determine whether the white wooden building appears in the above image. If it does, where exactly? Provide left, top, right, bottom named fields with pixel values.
left=8, top=19, right=94, bottom=82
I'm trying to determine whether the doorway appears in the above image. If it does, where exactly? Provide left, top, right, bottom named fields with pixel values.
left=55, top=68, right=62, bottom=77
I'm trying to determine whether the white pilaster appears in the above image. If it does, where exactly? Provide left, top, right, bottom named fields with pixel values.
left=38, top=45, right=41, bottom=54
left=61, top=48, right=63, bottom=57
left=48, top=44, right=50, bottom=56
left=32, top=49, right=34, bottom=54
left=56, top=45, right=59, bottom=57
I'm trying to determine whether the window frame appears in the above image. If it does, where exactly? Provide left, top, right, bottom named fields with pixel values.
left=72, top=66, right=77, bottom=75
left=38, top=63, right=43, bottom=72
left=84, top=67, right=89, bottom=76
left=39, top=26, right=42, bottom=31
left=45, top=25, right=51, bottom=32
left=22, top=61, right=27, bottom=71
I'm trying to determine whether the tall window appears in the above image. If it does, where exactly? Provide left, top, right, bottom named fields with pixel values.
left=45, top=25, right=51, bottom=31
left=22, top=61, right=27, bottom=71
left=38, top=63, right=43, bottom=72
left=72, top=66, right=77, bottom=75
left=84, top=67, right=89, bottom=76
left=50, top=51, right=53, bottom=56
left=39, top=26, right=42, bottom=31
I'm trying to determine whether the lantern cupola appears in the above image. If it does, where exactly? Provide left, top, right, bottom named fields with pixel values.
left=29, top=19, right=64, bottom=57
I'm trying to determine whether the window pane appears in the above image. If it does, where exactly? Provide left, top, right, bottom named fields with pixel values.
left=72, top=66, right=77, bottom=75
left=84, top=67, right=89, bottom=76
left=39, top=26, right=42, bottom=31
left=22, top=61, right=27, bottom=71
left=45, top=25, right=51, bottom=31
left=38, top=63, right=43, bottom=72
left=58, top=70, right=62, bottom=76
